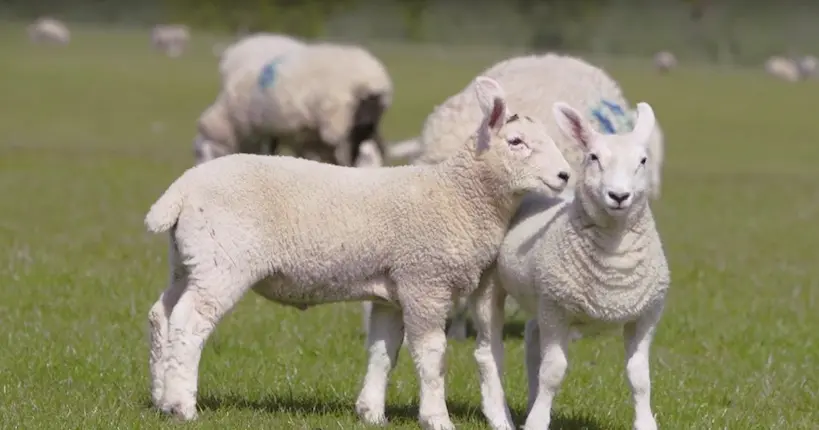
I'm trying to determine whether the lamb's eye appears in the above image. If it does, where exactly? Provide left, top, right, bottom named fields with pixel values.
left=640, top=157, right=647, bottom=165
left=508, top=137, right=524, bottom=146
left=589, top=154, right=599, bottom=162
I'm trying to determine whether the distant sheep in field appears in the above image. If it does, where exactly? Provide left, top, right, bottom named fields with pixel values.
left=27, top=17, right=70, bottom=46
left=151, top=24, right=190, bottom=58
left=765, top=56, right=800, bottom=82
left=798, top=55, right=817, bottom=79
left=654, top=51, right=677, bottom=74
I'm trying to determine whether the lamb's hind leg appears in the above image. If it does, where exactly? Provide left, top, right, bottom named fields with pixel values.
left=355, top=301, right=404, bottom=426
left=148, top=236, right=187, bottom=408
left=624, top=302, right=664, bottom=430
left=158, top=269, right=255, bottom=421
left=401, top=286, right=455, bottom=430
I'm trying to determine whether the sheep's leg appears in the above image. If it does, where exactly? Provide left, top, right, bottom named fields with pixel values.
left=360, top=301, right=373, bottom=336
left=355, top=302, right=404, bottom=426
left=624, top=303, right=664, bottom=430
left=523, top=317, right=540, bottom=415
left=523, top=301, right=570, bottom=430
left=148, top=236, right=187, bottom=408
left=402, top=293, right=455, bottom=430
left=469, top=272, right=514, bottom=430
left=159, top=276, right=252, bottom=421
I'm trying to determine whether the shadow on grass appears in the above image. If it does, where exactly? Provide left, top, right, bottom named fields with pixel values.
left=144, top=393, right=617, bottom=429
left=454, top=319, right=527, bottom=340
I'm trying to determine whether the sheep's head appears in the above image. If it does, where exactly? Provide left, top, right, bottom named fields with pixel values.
left=552, top=100, right=656, bottom=218
left=472, top=76, right=571, bottom=198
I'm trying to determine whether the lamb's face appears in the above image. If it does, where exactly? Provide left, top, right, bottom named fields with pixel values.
left=472, top=76, right=571, bottom=197
left=552, top=101, right=656, bottom=217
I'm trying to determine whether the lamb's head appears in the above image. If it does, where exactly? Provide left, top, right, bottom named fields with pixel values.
left=552, top=100, right=656, bottom=218
left=472, top=76, right=571, bottom=198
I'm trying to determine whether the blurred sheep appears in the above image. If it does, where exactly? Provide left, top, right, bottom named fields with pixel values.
left=798, top=55, right=818, bottom=79
left=654, top=51, right=677, bottom=74
left=27, top=17, right=70, bottom=46
left=152, top=24, right=190, bottom=58
left=765, top=56, right=800, bottom=82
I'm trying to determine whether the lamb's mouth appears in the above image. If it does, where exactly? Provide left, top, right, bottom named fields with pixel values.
left=542, top=180, right=566, bottom=194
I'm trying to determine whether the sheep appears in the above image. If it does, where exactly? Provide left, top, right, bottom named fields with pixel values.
left=474, top=101, right=670, bottom=430
left=151, top=24, right=190, bottom=58
left=400, top=53, right=666, bottom=342
left=193, top=42, right=392, bottom=168
left=27, top=17, right=70, bottom=46
left=144, top=76, right=574, bottom=429
left=653, top=51, right=677, bottom=74
left=798, top=55, right=818, bottom=79
left=218, top=33, right=306, bottom=87
left=765, top=56, right=800, bottom=82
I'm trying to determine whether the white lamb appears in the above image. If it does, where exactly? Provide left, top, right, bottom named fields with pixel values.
left=765, top=56, right=800, bottom=82
left=193, top=42, right=393, bottom=167
left=145, top=76, right=573, bottom=430
left=151, top=24, right=190, bottom=58
left=653, top=51, right=677, bottom=74
left=27, top=17, right=70, bottom=46
left=387, top=53, right=666, bottom=342
left=474, top=101, right=670, bottom=430
left=217, top=33, right=306, bottom=87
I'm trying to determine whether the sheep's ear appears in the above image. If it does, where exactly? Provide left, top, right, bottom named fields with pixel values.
left=552, top=102, right=595, bottom=149
left=630, top=102, right=656, bottom=148
left=474, top=76, right=508, bottom=132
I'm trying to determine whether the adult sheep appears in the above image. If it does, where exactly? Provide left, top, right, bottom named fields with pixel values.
left=654, top=50, right=677, bottom=74
left=27, top=17, right=70, bottom=46
left=145, top=76, right=573, bottom=430
left=765, top=56, right=800, bottom=82
left=151, top=24, right=190, bottom=58
left=218, top=33, right=306, bottom=87
left=193, top=42, right=392, bottom=167
left=367, top=52, right=667, bottom=341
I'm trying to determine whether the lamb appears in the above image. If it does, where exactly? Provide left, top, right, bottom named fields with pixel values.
left=653, top=51, right=677, bottom=74
left=217, top=33, right=306, bottom=87
left=393, top=53, right=666, bottom=342
left=27, top=17, right=70, bottom=46
left=765, top=56, right=800, bottom=82
left=798, top=55, right=817, bottom=79
left=145, top=76, right=573, bottom=430
left=151, top=24, right=190, bottom=58
left=474, top=101, right=670, bottom=430
left=193, top=42, right=392, bottom=168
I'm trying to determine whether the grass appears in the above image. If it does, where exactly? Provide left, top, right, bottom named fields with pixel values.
left=1, top=22, right=818, bottom=430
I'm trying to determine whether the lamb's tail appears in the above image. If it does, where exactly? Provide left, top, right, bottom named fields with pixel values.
left=145, top=180, right=185, bottom=234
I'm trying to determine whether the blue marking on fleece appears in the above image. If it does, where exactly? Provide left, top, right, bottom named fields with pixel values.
left=589, top=99, right=635, bottom=134
left=258, top=59, right=282, bottom=89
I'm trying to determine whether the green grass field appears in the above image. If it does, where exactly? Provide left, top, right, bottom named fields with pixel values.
left=1, top=23, right=817, bottom=429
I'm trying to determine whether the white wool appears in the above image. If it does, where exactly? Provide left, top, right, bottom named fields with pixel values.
left=218, top=33, right=306, bottom=86
left=195, top=42, right=393, bottom=167
left=765, top=56, right=800, bottom=82
left=481, top=101, right=670, bottom=430
left=654, top=51, right=677, bottom=73
left=27, top=17, right=70, bottom=45
left=144, top=76, right=572, bottom=430
left=417, top=53, right=665, bottom=199
left=151, top=24, right=190, bottom=58
left=798, top=55, right=817, bottom=79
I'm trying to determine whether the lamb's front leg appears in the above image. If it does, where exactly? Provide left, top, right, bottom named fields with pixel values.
left=469, top=271, right=514, bottom=430
left=355, top=301, right=404, bottom=426
left=523, top=317, right=540, bottom=415
left=623, top=302, right=664, bottom=430
left=402, top=291, right=455, bottom=430
left=523, top=300, right=570, bottom=430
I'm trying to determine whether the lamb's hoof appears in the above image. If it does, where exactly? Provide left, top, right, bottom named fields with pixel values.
left=355, top=400, right=387, bottom=426
left=159, top=399, right=198, bottom=421
left=420, top=415, right=456, bottom=430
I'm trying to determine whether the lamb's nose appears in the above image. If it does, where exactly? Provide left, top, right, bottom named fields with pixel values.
left=557, top=171, right=570, bottom=183
left=607, top=191, right=631, bottom=203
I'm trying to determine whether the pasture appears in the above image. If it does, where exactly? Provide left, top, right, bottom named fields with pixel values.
left=1, top=23, right=817, bottom=429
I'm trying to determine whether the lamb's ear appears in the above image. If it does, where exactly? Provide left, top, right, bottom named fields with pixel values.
left=474, top=76, right=508, bottom=132
left=630, top=102, right=656, bottom=148
left=552, top=102, right=595, bottom=150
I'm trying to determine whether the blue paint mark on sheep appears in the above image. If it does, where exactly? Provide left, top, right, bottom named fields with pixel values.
left=591, top=109, right=616, bottom=134
left=589, top=99, right=635, bottom=134
left=258, top=59, right=281, bottom=89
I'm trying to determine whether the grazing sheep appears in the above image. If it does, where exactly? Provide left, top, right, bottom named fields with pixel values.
left=654, top=51, right=677, bottom=74
left=194, top=42, right=392, bottom=168
left=798, top=55, right=818, bottom=79
left=475, top=101, right=670, bottom=430
left=151, top=24, right=190, bottom=58
left=145, top=76, right=573, bottom=429
left=218, top=33, right=306, bottom=86
left=27, top=17, right=70, bottom=46
left=765, top=56, right=800, bottom=82
left=396, top=53, right=666, bottom=342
